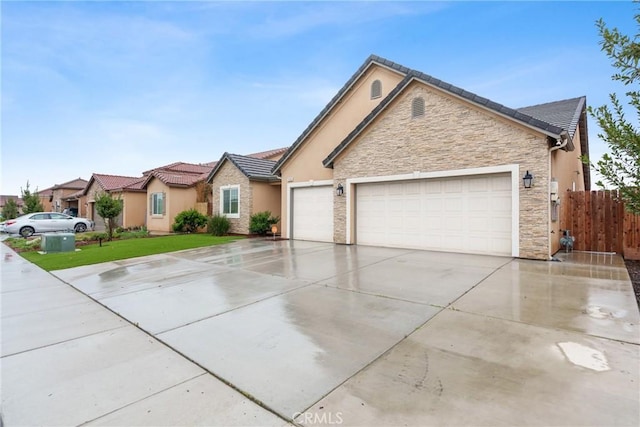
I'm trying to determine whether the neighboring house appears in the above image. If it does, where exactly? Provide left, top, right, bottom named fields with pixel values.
left=0, top=195, right=23, bottom=215
left=207, top=153, right=281, bottom=234
left=272, top=54, right=590, bottom=260
left=50, top=178, right=88, bottom=216
left=141, top=162, right=215, bottom=233
left=82, top=174, right=147, bottom=230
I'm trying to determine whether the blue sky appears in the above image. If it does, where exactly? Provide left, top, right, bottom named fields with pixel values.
left=1, top=1, right=637, bottom=196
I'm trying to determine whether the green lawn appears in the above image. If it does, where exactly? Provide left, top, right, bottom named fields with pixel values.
left=20, top=234, right=243, bottom=271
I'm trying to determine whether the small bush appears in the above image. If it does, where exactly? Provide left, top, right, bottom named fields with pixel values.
left=118, top=228, right=149, bottom=239
left=172, top=209, right=208, bottom=233
left=249, top=211, right=280, bottom=235
left=208, top=214, right=230, bottom=236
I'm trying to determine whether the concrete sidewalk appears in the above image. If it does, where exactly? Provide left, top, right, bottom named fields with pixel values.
left=0, top=243, right=287, bottom=426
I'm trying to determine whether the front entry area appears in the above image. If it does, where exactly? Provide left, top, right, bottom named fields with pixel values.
left=355, top=173, right=513, bottom=256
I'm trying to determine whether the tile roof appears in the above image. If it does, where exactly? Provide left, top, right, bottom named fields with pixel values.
left=63, top=189, right=85, bottom=200
left=145, top=170, right=209, bottom=188
left=246, top=146, right=289, bottom=160
left=516, top=97, right=586, bottom=139
left=51, top=177, right=88, bottom=190
left=84, top=173, right=147, bottom=195
left=207, top=153, right=279, bottom=183
left=142, top=161, right=215, bottom=176
left=276, top=54, right=587, bottom=174
left=37, top=187, right=54, bottom=197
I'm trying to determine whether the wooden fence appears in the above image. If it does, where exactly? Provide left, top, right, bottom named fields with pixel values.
left=562, top=190, right=640, bottom=259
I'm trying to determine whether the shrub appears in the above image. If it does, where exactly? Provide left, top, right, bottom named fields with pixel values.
left=172, top=209, right=208, bottom=233
left=249, top=211, right=280, bottom=235
left=208, top=214, right=230, bottom=236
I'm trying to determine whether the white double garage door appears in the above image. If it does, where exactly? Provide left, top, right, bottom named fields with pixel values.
left=291, top=173, right=513, bottom=256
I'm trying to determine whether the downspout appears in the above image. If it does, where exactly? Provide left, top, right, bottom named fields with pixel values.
left=548, top=131, right=570, bottom=259
left=549, top=131, right=570, bottom=153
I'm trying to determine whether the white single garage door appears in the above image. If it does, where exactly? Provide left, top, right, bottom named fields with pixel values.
left=292, top=186, right=334, bottom=242
left=356, top=173, right=512, bottom=256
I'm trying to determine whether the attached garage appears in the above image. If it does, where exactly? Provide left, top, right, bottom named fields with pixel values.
left=291, top=185, right=334, bottom=242
left=355, top=173, right=513, bottom=256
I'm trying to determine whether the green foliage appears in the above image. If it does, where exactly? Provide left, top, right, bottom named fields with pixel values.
left=249, top=211, right=280, bottom=235
left=172, top=209, right=208, bottom=233
left=208, top=214, right=231, bottom=236
left=2, top=198, right=19, bottom=220
left=21, top=181, right=44, bottom=214
left=585, top=13, right=640, bottom=213
left=94, top=192, right=123, bottom=241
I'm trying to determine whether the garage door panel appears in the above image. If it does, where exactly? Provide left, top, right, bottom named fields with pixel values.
left=356, top=173, right=512, bottom=256
left=292, top=186, right=333, bottom=242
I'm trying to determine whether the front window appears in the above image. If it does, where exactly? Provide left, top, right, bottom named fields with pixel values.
left=221, top=186, right=239, bottom=218
left=151, top=192, right=164, bottom=216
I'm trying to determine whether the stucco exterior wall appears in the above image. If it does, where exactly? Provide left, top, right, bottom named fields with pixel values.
left=251, top=181, right=282, bottom=230
left=121, top=192, right=147, bottom=228
left=146, top=179, right=198, bottom=233
left=279, top=65, right=405, bottom=237
left=210, top=161, right=251, bottom=234
left=552, top=123, right=586, bottom=254
left=332, top=83, right=551, bottom=260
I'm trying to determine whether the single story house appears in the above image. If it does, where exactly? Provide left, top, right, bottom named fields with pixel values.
left=82, top=174, right=147, bottom=230
left=272, top=55, right=589, bottom=260
left=51, top=178, right=88, bottom=216
left=141, top=162, right=216, bottom=233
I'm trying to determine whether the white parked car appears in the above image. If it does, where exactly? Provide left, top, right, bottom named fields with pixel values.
left=4, top=212, right=94, bottom=237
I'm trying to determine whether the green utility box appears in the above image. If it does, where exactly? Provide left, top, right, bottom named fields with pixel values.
left=41, top=233, right=75, bottom=253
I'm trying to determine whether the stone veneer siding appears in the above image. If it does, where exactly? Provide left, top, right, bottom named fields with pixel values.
left=211, top=161, right=252, bottom=234
left=333, top=83, right=551, bottom=260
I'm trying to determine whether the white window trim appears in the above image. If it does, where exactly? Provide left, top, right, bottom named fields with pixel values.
left=151, top=192, right=164, bottom=217
left=345, top=165, right=520, bottom=257
left=220, top=185, right=240, bottom=219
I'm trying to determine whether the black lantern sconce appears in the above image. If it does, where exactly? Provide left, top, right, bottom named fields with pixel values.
left=522, top=170, right=533, bottom=189
left=336, top=183, right=344, bottom=196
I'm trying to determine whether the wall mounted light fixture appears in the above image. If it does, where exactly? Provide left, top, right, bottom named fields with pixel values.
left=523, top=171, right=533, bottom=189
left=336, top=183, right=344, bottom=196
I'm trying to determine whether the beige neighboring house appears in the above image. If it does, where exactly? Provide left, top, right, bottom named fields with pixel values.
left=272, top=55, right=590, bottom=260
left=82, top=174, right=147, bottom=230
left=51, top=178, right=88, bottom=216
left=141, top=162, right=216, bottom=233
left=36, top=178, right=88, bottom=215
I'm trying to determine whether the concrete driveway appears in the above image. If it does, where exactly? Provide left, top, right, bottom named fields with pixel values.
left=2, top=239, right=639, bottom=426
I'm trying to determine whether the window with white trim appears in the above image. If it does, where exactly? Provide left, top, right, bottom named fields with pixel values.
left=220, top=186, right=239, bottom=218
left=370, top=79, right=382, bottom=99
left=151, top=192, right=165, bottom=216
left=412, top=97, right=425, bottom=118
